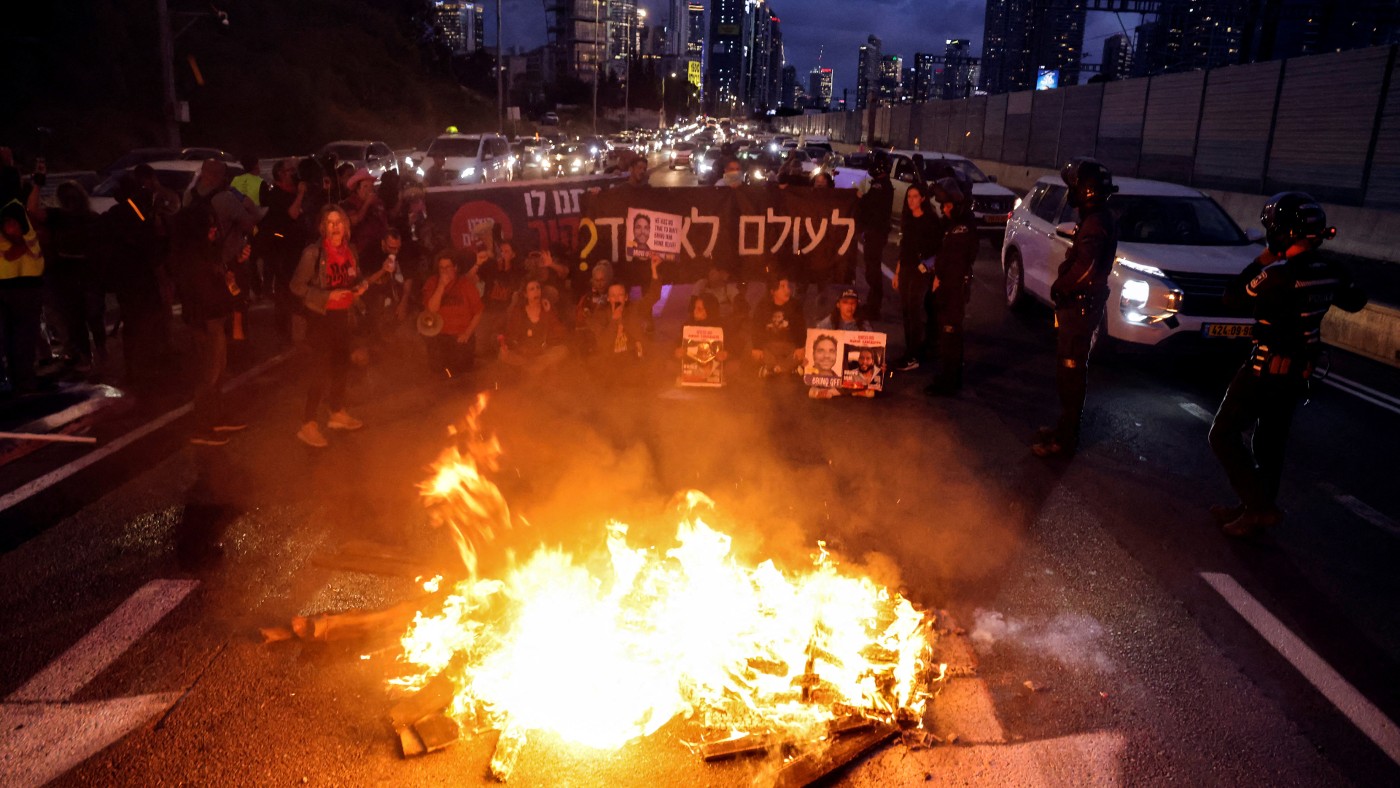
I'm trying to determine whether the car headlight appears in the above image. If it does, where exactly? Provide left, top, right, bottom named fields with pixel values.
left=571, top=158, right=582, bottom=169
left=460, top=167, right=476, bottom=179
left=1118, top=265, right=1183, bottom=324
left=415, top=166, right=425, bottom=177
left=699, top=162, right=712, bottom=172
left=1013, top=197, right=1022, bottom=210
left=404, top=156, right=415, bottom=168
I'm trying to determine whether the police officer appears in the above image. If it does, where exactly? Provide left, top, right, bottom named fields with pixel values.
left=855, top=152, right=894, bottom=319
left=926, top=171, right=978, bottom=395
left=1208, top=193, right=1366, bottom=536
left=1031, top=158, right=1119, bottom=458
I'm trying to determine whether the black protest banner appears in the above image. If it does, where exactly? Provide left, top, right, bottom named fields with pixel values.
left=581, top=187, right=859, bottom=283
left=422, top=174, right=619, bottom=260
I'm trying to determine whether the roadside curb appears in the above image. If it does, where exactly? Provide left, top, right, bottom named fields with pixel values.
left=1324, top=300, right=1400, bottom=367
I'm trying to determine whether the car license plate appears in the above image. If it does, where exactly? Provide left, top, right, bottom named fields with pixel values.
left=1203, top=323, right=1253, bottom=338
left=982, top=214, right=1008, bottom=223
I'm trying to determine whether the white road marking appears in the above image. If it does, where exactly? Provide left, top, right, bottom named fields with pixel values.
left=0, top=350, right=294, bottom=513
left=1201, top=572, right=1400, bottom=765
left=1320, top=372, right=1400, bottom=417
left=1318, top=483, right=1400, bottom=538
left=12, top=385, right=124, bottom=435
left=0, top=692, right=182, bottom=788
left=8, top=579, right=199, bottom=702
left=1179, top=402, right=1215, bottom=423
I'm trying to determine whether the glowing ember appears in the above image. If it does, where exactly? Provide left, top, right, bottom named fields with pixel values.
left=394, top=400, right=937, bottom=765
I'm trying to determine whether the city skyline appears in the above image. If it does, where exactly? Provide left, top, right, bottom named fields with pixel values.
left=489, top=0, right=1138, bottom=99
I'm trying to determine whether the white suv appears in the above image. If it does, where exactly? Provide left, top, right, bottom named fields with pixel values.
left=1001, top=175, right=1266, bottom=348
left=420, top=133, right=514, bottom=184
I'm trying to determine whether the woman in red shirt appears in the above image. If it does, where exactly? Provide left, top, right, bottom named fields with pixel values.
left=421, top=251, right=483, bottom=380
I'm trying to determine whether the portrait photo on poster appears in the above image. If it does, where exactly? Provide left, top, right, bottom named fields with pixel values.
left=802, top=329, right=844, bottom=390
left=680, top=325, right=725, bottom=387
left=627, top=207, right=682, bottom=261
left=843, top=344, right=885, bottom=392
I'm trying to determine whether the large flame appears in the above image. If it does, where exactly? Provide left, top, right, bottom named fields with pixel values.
left=397, top=402, right=935, bottom=755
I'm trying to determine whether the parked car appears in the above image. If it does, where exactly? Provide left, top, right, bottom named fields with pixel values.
left=318, top=140, right=398, bottom=179
left=669, top=141, right=696, bottom=170
left=882, top=150, right=1019, bottom=233
left=1001, top=174, right=1265, bottom=348
left=99, top=147, right=236, bottom=177
left=418, top=133, right=513, bottom=184
left=88, top=159, right=245, bottom=214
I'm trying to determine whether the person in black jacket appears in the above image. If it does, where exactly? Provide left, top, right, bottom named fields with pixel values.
left=927, top=173, right=979, bottom=395
left=855, top=153, right=894, bottom=318
left=170, top=201, right=244, bottom=446
left=1208, top=193, right=1366, bottom=536
left=1032, top=158, right=1119, bottom=458
left=892, top=182, right=943, bottom=372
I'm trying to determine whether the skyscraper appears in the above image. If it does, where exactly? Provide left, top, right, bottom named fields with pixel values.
left=941, top=38, right=975, bottom=100
left=430, top=1, right=483, bottom=55
left=856, top=35, right=881, bottom=109
left=982, top=0, right=1086, bottom=93
left=1133, top=1, right=1245, bottom=76
left=1101, top=32, right=1131, bottom=80
left=782, top=65, right=798, bottom=109
left=808, top=66, right=833, bottom=110
left=912, top=53, right=937, bottom=103
left=546, top=0, right=606, bottom=84
left=708, top=0, right=747, bottom=113
left=878, top=55, right=903, bottom=103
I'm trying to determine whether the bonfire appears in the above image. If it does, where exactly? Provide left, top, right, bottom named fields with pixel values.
left=385, top=396, right=941, bottom=782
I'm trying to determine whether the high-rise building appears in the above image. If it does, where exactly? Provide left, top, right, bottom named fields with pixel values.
left=941, top=38, right=975, bottom=100
left=606, top=0, right=641, bottom=77
left=877, top=54, right=903, bottom=103
left=1101, top=32, right=1131, bottom=80
left=744, top=5, right=782, bottom=111
left=546, top=0, right=606, bottom=84
left=911, top=53, right=937, bottom=103
left=781, top=65, right=798, bottom=109
left=1246, top=0, right=1400, bottom=62
left=431, top=1, right=484, bottom=55
left=808, top=66, right=833, bottom=109
left=1133, top=1, right=1245, bottom=76
left=668, top=0, right=688, bottom=57
left=708, top=0, right=748, bottom=113
left=687, top=2, right=706, bottom=57
left=982, top=1, right=1086, bottom=94
left=856, top=34, right=881, bottom=109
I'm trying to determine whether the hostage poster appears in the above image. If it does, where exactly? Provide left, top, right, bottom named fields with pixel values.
left=803, top=329, right=886, bottom=396
left=680, top=325, right=725, bottom=387
left=627, top=208, right=683, bottom=261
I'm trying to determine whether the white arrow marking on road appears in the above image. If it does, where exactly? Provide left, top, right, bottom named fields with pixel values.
left=0, top=693, right=182, bottom=788
left=1, top=579, right=200, bottom=787
left=1201, top=572, right=1400, bottom=766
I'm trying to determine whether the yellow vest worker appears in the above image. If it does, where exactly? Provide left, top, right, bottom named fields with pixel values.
left=230, top=172, right=265, bottom=207
left=0, top=200, right=44, bottom=280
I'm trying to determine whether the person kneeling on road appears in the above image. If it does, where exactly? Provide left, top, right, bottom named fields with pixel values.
left=420, top=250, right=483, bottom=381
left=1208, top=192, right=1366, bottom=537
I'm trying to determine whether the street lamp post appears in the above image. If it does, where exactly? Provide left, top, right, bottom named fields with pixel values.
left=660, top=71, right=676, bottom=129
left=496, top=0, right=505, bottom=135
left=592, top=0, right=600, bottom=135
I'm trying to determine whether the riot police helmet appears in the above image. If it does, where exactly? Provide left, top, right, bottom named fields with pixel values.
left=1260, top=191, right=1336, bottom=254
left=1060, top=157, right=1117, bottom=209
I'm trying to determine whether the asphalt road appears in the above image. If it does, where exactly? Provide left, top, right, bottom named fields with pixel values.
left=1, top=162, right=1398, bottom=786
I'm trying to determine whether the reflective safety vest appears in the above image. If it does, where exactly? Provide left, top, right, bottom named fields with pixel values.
left=0, top=204, right=44, bottom=281
left=230, top=173, right=264, bottom=206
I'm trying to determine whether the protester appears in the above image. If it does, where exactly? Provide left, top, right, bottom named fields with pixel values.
left=185, top=159, right=260, bottom=341
left=590, top=255, right=662, bottom=375
left=261, top=159, right=307, bottom=341
left=230, top=154, right=268, bottom=206
left=522, top=248, right=568, bottom=309
left=855, top=152, right=894, bottom=318
left=499, top=277, right=568, bottom=375
left=892, top=182, right=943, bottom=372
left=170, top=196, right=244, bottom=446
left=420, top=250, right=483, bottom=380
left=343, top=168, right=388, bottom=258
left=621, top=151, right=651, bottom=188
left=574, top=261, right=613, bottom=353
left=718, top=157, right=745, bottom=189
left=816, top=288, right=873, bottom=332
left=0, top=198, right=45, bottom=393
left=750, top=275, right=806, bottom=378
left=290, top=205, right=390, bottom=447
left=391, top=187, right=436, bottom=322
left=423, top=151, right=449, bottom=188
left=927, top=173, right=979, bottom=395
left=692, top=261, right=747, bottom=323
left=356, top=229, right=405, bottom=348
left=46, top=181, right=107, bottom=373
left=104, top=174, right=168, bottom=383
left=810, top=170, right=834, bottom=188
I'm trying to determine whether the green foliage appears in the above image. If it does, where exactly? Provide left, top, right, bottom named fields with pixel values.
left=2, top=0, right=494, bottom=170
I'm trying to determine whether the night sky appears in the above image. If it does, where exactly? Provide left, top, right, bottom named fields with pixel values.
left=493, top=1, right=1141, bottom=96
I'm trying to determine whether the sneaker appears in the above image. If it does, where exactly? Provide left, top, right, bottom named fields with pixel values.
left=895, top=357, right=920, bottom=372
left=212, top=422, right=248, bottom=433
left=189, top=431, right=230, bottom=447
left=1208, top=503, right=1245, bottom=525
left=327, top=410, right=364, bottom=431
left=296, top=421, right=329, bottom=448
left=1222, top=507, right=1283, bottom=537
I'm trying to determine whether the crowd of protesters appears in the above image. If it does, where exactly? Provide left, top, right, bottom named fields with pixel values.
left=0, top=140, right=971, bottom=450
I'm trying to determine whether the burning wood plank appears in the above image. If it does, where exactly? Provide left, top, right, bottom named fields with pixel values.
left=769, top=723, right=898, bottom=788
left=699, top=732, right=776, bottom=761
left=389, top=674, right=456, bottom=728
left=488, top=722, right=527, bottom=781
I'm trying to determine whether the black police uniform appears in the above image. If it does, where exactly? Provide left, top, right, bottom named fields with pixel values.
left=1045, top=197, right=1117, bottom=453
left=856, top=165, right=894, bottom=317
left=929, top=186, right=978, bottom=393
left=1209, top=245, right=1366, bottom=528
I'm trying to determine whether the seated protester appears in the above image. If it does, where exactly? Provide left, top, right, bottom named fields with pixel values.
left=521, top=248, right=569, bottom=310
left=499, top=277, right=568, bottom=375
left=421, top=251, right=483, bottom=380
left=590, top=255, right=662, bottom=368
left=692, top=261, right=747, bottom=323
left=810, top=171, right=835, bottom=188
left=749, top=275, right=806, bottom=378
left=674, top=291, right=730, bottom=352
left=574, top=261, right=613, bottom=353
left=816, top=288, right=874, bottom=331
